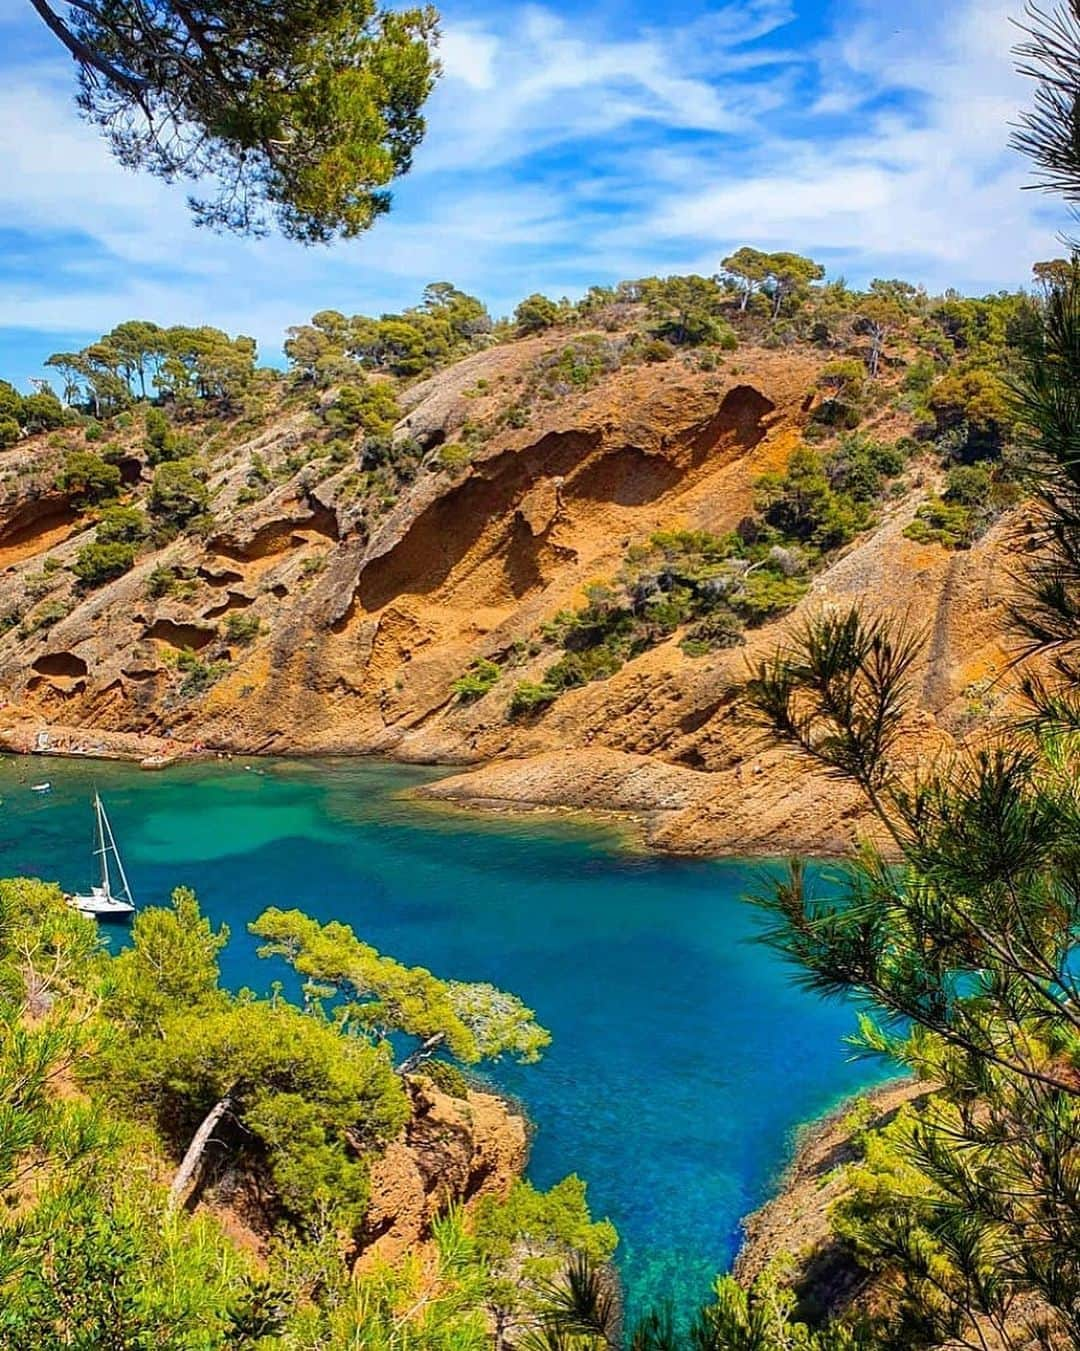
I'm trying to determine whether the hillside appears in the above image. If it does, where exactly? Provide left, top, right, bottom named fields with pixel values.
left=0, top=276, right=1033, bottom=853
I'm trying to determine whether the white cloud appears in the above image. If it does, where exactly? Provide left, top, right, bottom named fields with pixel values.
left=0, top=0, right=1071, bottom=366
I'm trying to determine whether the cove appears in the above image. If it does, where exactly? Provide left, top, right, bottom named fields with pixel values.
left=0, top=754, right=884, bottom=1322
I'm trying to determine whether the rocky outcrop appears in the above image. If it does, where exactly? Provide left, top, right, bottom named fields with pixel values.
left=355, top=1077, right=528, bottom=1270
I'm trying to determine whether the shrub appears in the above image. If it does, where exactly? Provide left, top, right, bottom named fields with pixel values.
left=223, top=611, right=261, bottom=645
left=515, top=294, right=560, bottom=334
left=0, top=418, right=20, bottom=449
left=176, top=649, right=230, bottom=696
left=149, top=460, right=209, bottom=527
left=640, top=339, right=675, bottom=363
left=509, top=680, right=558, bottom=717
left=904, top=497, right=976, bottom=549
left=19, top=391, right=65, bottom=431
left=680, top=610, right=745, bottom=655
left=83, top=421, right=104, bottom=442
left=438, top=442, right=472, bottom=471
left=143, top=405, right=188, bottom=464
left=419, top=1059, right=472, bottom=1099
left=72, top=540, right=136, bottom=587
left=944, top=462, right=993, bottom=506
left=146, top=564, right=177, bottom=599
left=96, top=505, right=148, bottom=545
left=56, top=451, right=122, bottom=507
left=734, top=572, right=809, bottom=621
left=812, top=359, right=867, bottom=429
left=20, top=597, right=71, bottom=635
left=325, top=381, right=401, bottom=440
left=451, top=658, right=500, bottom=701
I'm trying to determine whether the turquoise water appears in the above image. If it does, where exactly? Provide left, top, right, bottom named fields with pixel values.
left=0, top=755, right=880, bottom=1321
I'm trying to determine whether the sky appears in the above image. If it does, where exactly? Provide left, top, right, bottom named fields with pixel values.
left=0, top=0, right=1071, bottom=386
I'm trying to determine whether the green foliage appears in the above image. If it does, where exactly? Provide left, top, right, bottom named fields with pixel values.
left=0, top=418, right=19, bottom=449
left=510, top=679, right=560, bottom=716
left=18, top=390, right=66, bottom=432
left=143, top=404, right=188, bottom=464
left=928, top=366, right=1014, bottom=461
left=109, top=888, right=229, bottom=1034
left=289, top=286, right=493, bottom=386
left=813, top=359, right=868, bottom=430
left=223, top=610, right=261, bottom=645
left=438, top=441, right=473, bottom=470
left=95, top=504, right=148, bottom=545
left=903, top=462, right=1020, bottom=550
left=72, top=539, right=136, bottom=587
left=146, top=563, right=179, bottom=599
left=175, top=649, right=230, bottom=695
left=640, top=274, right=738, bottom=346
left=515, top=293, right=562, bottom=334
left=36, top=0, right=439, bottom=242
left=325, top=380, right=401, bottom=440
left=452, top=657, right=501, bottom=701
left=250, top=907, right=552, bottom=1066
left=55, top=450, right=122, bottom=507
left=149, top=459, right=209, bottom=527
left=754, top=446, right=869, bottom=549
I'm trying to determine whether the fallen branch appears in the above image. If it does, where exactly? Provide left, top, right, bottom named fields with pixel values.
left=168, top=1090, right=235, bottom=1210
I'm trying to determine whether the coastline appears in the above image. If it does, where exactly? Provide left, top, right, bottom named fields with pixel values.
left=0, top=715, right=873, bottom=859
left=734, top=1078, right=929, bottom=1320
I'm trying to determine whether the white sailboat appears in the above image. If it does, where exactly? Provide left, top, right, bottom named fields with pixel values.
left=67, top=793, right=136, bottom=919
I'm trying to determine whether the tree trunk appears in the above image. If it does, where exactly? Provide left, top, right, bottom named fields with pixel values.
left=168, top=1092, right=235, bottom=1210
left=396, top=1032, right=446, bottom=1076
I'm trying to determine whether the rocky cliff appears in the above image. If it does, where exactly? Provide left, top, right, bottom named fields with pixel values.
left=0, top=330, right=1025, bottom=853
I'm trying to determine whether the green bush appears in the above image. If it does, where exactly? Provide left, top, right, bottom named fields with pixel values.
left=143, top=406, right=189, bottom=464
left=175, top=649, right=230, bottom=696
left=943, top=462, right=993, bottom=506
left=19, top=391, right=65, bottom=431
left=438, top=442, right=472, bottom=471
left=325, top=381, right=401, bottom=440
left=149, top=459, right=209, bottom=526
left=0, top=418, right=19, bottom=449
left=734, top=572, right=809, bottom=621
left=451, top=658, right=501, bottom=701
left=96, top=505, right=148, bottom=545
left=680, top=610, right=745, bottom=655
left=56, top=451, right=122, bottom=507
left=72, top=540, right=136, bottom=587
left=515, top=293, right=561, bottom=334
left=146, top=564, right=177, bottom=598
left=418, top=1059, right=472, bottom=1099
left=223, top=611, right=261, bottom=645
left=509, top=680, right=559, bottom=717
left=904, top=496, right=976, bottom=549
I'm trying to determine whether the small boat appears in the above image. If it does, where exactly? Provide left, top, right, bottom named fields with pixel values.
left=67, top=793, right=136, bottom=920
left=30, top=782, right=51, bottom=793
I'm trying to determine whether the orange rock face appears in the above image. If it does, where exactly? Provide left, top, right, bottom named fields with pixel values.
left=355, top=1078, right=528, bottom=1271
left=0, top=336, right=1030, bottom=854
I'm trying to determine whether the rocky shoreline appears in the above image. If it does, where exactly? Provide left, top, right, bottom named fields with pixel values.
left=734, top=1078, right=929, bottom=1321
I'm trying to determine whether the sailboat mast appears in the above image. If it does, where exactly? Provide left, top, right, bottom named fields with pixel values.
left=94, top=792, right=110, bottom=893
left=99, top=798, right=135, bottom=907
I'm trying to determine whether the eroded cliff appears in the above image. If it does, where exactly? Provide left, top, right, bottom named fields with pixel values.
left=0, top=330, right=1025, bottom=853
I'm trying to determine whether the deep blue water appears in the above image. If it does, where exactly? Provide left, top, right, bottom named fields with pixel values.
left=0, top=755, right=882, bottom=1321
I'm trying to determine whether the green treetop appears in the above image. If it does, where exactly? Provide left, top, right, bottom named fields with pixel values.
left=29, top=0, right=441, bottom=241
left=250, top=906, right=551, bottom=1068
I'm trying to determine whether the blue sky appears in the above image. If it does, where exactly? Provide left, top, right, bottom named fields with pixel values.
left=0, top=0, right=1070, bottom=386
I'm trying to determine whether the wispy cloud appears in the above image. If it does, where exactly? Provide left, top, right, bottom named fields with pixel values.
left=0, top=0, right=1070, bottom=379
